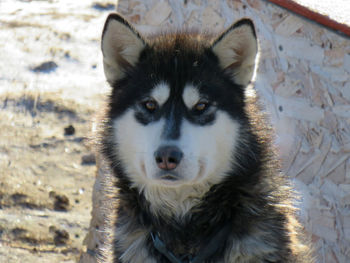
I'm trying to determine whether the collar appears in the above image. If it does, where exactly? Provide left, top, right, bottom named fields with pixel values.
left=151, top=223, right=231, bottom=263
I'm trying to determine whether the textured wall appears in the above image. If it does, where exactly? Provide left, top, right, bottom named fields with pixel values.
left=81, top=1, right=350, bottom=262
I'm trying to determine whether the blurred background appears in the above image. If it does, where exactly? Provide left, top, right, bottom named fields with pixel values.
left=1, top=0, right=349, bottom=262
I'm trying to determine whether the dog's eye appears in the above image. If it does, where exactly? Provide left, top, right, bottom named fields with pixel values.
left=143, top=99, right=158, bottom=112
left=193, top=101, right=209, bottom=112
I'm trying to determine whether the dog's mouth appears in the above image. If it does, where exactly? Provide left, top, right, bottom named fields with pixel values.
left=140, top=160, right=206, bottom=186
left=157, top=172, right=182, bottom=181
left=141, top=161, right=181, bottom=183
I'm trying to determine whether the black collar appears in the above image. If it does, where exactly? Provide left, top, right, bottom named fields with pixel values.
left=151, top=223, right=231, bottom=263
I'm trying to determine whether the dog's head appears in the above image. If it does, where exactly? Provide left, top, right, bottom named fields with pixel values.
left=101, top=14, right=258, bottom=189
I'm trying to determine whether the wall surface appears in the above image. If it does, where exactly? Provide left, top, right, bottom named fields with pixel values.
left=81, top=1, right=350, bottom=262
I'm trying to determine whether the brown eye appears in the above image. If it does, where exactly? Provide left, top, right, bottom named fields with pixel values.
left=144, top=99, right=158, bottom=112
left=194, top=101, right=209, bottom=112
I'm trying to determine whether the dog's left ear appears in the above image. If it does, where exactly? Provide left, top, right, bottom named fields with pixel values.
left=212, top=19, right=258, bottom=86
left=101, top=13, right=146, bottom=84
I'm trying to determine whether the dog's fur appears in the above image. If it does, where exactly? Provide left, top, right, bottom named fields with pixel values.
left=97, top=13, right=313, bottom=262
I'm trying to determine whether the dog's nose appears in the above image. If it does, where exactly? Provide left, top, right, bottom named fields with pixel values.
left=154, top=146, right=183, bottom=170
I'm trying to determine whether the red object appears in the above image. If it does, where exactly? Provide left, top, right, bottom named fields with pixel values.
left=267, top=0, right=350, bottom=37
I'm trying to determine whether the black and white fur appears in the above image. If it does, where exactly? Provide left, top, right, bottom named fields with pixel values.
left=97, top=13, right=313, bottom=263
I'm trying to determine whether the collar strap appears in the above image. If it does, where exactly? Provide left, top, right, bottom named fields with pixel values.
left=151, top=223, right=231, bottom=263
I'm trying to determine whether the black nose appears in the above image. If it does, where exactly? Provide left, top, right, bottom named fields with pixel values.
left=154, top=146, right=183, bottom=171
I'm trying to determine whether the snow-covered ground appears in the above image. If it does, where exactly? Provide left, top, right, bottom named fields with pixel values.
left=0, top=0, right=111, bottom=104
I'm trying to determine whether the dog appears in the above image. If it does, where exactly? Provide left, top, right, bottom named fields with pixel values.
left=97, top=13, right=313, bottom=263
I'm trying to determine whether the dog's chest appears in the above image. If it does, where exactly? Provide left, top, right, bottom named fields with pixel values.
left=115, top=226, right=279, bottom=263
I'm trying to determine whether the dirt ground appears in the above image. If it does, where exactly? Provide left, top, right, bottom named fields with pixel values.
left=0, top=1, right=115, bottom=262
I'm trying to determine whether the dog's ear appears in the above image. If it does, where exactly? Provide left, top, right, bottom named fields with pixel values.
left=101, top=13, right=145, bottom=84
left=212, top=19, right=258, bottom=86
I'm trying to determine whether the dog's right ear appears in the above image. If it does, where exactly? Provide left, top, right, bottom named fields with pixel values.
left=101, top=13, right=145, bottom=84
left=212, top=19, right=258, bottom=86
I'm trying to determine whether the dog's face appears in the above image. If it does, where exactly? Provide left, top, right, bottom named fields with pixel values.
left=101, top=14, right=258, bottom=189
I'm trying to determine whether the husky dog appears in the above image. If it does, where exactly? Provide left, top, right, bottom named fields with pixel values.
left=98, top=13, right=313, bottom=263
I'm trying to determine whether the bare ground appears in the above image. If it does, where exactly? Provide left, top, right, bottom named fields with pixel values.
left=0, top=1, right=115, bottom=262
left=0, top=93, right=96, bottom=262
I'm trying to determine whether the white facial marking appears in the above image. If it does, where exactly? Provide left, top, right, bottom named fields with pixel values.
left=113, top=110, right=165, bottom=186
left=150, top=82, right=170, bottom=106
left=112, top=107, right=240, bottom=218
left=178, top=112, right=239, bottom=184
left=183, top=84, right=200, bottom=109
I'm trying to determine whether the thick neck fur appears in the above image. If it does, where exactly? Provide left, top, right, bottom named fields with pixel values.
left=141, top=182, right=214, bottom=219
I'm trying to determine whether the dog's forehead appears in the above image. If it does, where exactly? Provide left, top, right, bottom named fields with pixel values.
left=144, top=38, right=210, bottom=86
left=142, top=38, right=220, bottom=108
